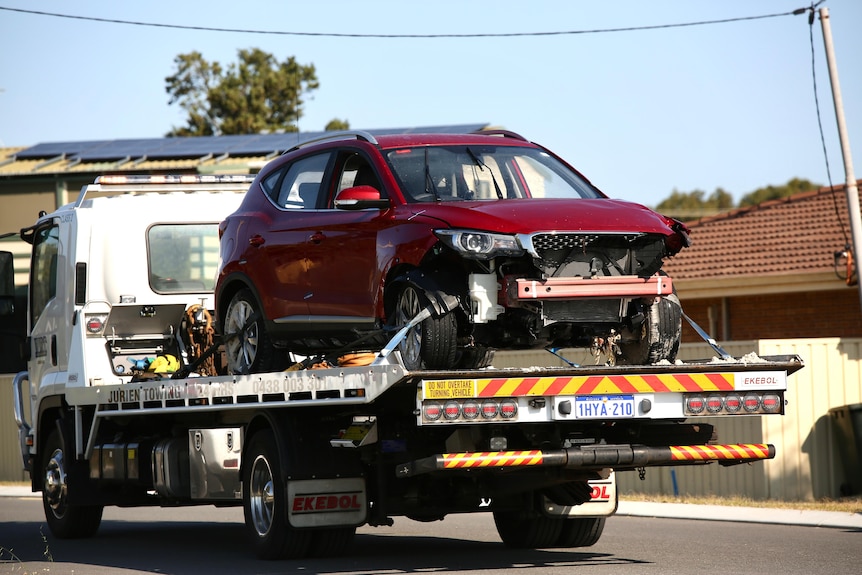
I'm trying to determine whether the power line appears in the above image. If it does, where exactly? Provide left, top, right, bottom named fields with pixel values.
left=0, top=5, right=808, bottom=39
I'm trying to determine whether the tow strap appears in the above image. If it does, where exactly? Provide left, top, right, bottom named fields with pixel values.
left=683, top=312, right=733, bottom=360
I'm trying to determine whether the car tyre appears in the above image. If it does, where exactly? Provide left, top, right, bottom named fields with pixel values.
left=223, top=288, right=281, bottom=374
left=618, top=292, right=682, bottom=365
left=395, top=284, right=457, bottom=370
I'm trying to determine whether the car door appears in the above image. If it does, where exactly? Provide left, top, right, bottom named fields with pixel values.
left=249, top=151, right=334, bottom=324
left=302, top=150, right=391, bottom=324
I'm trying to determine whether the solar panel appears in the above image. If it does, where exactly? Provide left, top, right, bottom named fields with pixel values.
left=13, top=124, right=490, bottom=162
left=74, top=139, right=170, bottom=161
left=15, top=140, right=113, bottom=160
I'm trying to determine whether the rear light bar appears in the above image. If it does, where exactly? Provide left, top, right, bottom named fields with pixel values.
left=422, top=398, right=518, bottom=424
left=685, top=392, right=783, bottom=416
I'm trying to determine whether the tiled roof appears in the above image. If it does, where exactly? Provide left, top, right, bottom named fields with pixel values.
left=664, top=183, right=861, bottom=280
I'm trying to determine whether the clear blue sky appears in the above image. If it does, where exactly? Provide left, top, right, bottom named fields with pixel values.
left=1, top=1, right=859, bottom=207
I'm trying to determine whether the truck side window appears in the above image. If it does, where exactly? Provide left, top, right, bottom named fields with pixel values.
left=30, top=225, right=59, bottom=326
left=148, top=224, right=220, bottom=293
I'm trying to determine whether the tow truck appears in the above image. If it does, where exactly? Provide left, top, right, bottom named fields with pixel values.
left=5, top=175, right=803, bottom=559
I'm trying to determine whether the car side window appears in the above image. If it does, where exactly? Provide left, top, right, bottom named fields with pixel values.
left=336, top=153, right=383, bottom=192
left=267, top=152, right=332, bottom=210
left=326, top=152, right=385, bottom=208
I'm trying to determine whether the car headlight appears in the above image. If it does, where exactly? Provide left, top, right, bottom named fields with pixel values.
left=435, top=229, right=525, bottom=259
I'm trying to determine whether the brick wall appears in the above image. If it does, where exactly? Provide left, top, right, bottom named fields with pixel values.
left=679, top=288, right=862, bottom=343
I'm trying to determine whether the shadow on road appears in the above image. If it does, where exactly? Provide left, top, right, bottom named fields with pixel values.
left=2, top=516, right=649, bottom=575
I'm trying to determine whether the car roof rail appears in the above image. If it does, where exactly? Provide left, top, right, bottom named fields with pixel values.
left=284, top=130, right=379, bottom=154
left=471, top=128, right=528, bottom=142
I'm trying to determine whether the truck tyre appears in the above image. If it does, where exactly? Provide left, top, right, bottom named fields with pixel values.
left=42, top=429, right=103, bottom=539
left=243, top=430, right=311, bottom=559
left=555, top=516, right=606, bottom=547
left=310, top=527, right=356, bottom=557
left=618, top=292, right=682, bottom=365
left=492, top=511, right=563, bottom=549
left=223, top=289, right=280, bottom=374
left=395, top=284, right=457, bottom=370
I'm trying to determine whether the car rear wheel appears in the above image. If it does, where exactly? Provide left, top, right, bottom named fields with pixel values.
left=395, top=285, right=457, bottom=370
left=223, top=288, right=281, bottom=374
left=618, top=292, right=682, bottom=365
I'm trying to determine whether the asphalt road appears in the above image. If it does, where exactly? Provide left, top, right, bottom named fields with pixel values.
left=1, top=495, right=860, bottom=575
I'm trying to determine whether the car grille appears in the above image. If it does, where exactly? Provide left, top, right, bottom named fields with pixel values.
left=524, top=232, right=665, bottom=278
left=530, top=233, right=643, bottom=254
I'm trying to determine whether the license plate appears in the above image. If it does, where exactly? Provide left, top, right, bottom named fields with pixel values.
left=576, top=395, right=635, bottom=419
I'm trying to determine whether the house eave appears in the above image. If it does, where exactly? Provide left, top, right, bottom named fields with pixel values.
left=673, top=272, right=850, bottom=299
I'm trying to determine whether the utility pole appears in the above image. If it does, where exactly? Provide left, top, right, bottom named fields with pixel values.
left=819, top=7, right=862, bottom=312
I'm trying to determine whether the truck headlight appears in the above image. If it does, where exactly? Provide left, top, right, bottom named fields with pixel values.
left=435, top=230, right=524, bottom=259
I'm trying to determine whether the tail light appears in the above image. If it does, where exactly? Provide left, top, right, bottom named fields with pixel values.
left=420, top=398, right=520, bottom=424
left=685, top=391, right=783, bottom=416
left=85, top=313, right=109, bottom=335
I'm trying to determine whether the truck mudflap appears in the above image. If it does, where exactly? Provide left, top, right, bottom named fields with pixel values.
left=395, top=443, right=775, bottom=478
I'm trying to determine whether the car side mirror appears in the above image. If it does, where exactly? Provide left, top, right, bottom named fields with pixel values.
left=334, top=185, right=391, bottom=210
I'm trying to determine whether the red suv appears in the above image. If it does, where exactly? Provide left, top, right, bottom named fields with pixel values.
left=215, top=130, right=690, bottom=373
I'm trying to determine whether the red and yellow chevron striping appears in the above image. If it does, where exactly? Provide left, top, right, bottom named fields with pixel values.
left=669, top=443, right=772, bottom=461
left=441, top=450, right=545, bottom=469
left=474, top=372, right=735, bottom=397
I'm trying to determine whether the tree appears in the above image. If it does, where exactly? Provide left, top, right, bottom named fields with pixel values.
left=165, top=49, right=326, bottom=136
left=738, top=177, right=821, bottom=207
left=325, top=118, right=350, bottom=131
left=655, top=187, right=734, bottom=219
left=655, top=179, right=823, bottom=220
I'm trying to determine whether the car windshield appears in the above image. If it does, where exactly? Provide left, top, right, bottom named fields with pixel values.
left=384, top=145, right=602, bottom=203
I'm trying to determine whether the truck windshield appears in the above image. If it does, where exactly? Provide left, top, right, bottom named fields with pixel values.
left=147, top=224, right=220, bottom=293
left=384, top=145, right=603, bottom=203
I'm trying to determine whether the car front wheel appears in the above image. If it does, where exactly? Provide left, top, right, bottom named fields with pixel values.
left=394, top=285, right=457, bottom=370
left=618, top=292, right=682, bottom=365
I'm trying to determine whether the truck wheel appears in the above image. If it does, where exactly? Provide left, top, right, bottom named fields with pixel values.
left=618, top=292, right=682, bottom=365
left=42, top=429, right=103, bottom=539
left=223, top=289, right=280, bottom=374
left=555, top=516, right=606, bottom=547
left=243, top=430, right=311, bottom=559
left=309, top=527, right=356, bottom=557
left=492, top=511, right=563, bottom=549
left=395, top=285, right=457, bottom=370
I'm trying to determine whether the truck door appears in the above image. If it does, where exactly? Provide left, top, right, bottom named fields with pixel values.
left=26, top=222, right=70, bottom=387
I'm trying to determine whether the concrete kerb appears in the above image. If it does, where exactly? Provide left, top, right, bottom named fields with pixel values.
left=616, top=500, right=862, bottom=530
left=3, top=485, right=860, bottom=529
